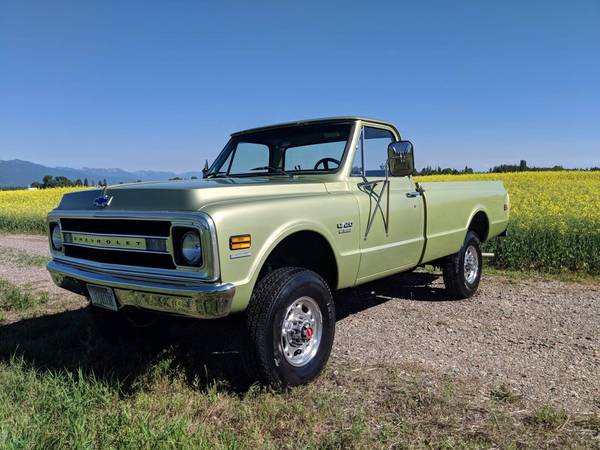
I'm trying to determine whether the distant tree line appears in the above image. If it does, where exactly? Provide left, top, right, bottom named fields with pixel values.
left=30, top=175, right=109, bottom=189
left=416, top=161, right=600, bottom=175
left=489, top=160, right=557, bottom=173
left=28, top=174, right=201, bottom=189
left=488, top=160, right=600, bottom=173
left=370, top=162, right=475, bottom=176
left=416, top=165, right=474, bottom=176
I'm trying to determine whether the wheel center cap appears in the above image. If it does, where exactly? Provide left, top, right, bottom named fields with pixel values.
left=302, top=325, right=314, bottom=341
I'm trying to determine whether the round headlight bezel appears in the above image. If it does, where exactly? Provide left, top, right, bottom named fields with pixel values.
left=180, top=230, right=202, bottom=266
left=51, top=223, right=63, bottom=251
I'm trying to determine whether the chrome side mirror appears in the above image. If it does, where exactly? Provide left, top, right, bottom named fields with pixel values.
left=387, top=141, right=415, bottom=177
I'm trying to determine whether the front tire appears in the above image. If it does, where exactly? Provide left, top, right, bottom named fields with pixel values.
left=443, top=231, right=483, bottom=299
left=245, top=267, right=335, bottom=387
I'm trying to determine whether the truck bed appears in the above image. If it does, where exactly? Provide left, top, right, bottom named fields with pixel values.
left=419, top=181, right=509, bottom=263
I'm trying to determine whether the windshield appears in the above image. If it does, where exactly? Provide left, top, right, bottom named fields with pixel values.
left=207, top=123, right=353, bottom=177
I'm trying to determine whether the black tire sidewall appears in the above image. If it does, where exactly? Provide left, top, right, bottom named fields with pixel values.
left=263, top=270, right=335, bottom=387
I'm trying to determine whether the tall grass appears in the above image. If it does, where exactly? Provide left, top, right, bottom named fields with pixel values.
left=486, top=217, right=600, bottom=274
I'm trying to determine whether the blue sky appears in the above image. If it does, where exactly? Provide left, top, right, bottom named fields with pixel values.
left=1, top=0, right=598, bottom=172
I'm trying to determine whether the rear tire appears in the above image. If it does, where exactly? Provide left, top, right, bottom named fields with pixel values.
left=443, top=231, right=482, bottom=299
left=244, top=267, right=335, bottom=388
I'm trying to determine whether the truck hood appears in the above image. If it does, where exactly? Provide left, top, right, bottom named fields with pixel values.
left=55, top=177, right=329, bottom=211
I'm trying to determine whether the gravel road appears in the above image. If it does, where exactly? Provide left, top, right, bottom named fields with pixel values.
left=1, top=234, right=599, bottom=413
left=0, top=234, right=85, bottom=319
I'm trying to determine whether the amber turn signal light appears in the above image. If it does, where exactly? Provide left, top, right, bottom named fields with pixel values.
left=230, top=234, right=251, bottom=250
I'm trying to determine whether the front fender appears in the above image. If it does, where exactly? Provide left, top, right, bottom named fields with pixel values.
left=248, top=220, right=342, bottom=286
left=203, top=193, right=360, bottom=312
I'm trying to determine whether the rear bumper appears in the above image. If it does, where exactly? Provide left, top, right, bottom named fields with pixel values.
left=47, top=259, right=235, bottom=319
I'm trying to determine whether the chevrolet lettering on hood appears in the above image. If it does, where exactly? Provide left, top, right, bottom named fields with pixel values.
left=66, top=233, right=147, bottom=250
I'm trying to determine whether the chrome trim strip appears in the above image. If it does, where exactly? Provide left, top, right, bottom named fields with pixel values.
left=47, top=259, right=234, bottom=319
left=48, top=220, right=64, bottom=258
left=48, top=210, right=221, bottom=282
left=62, top=243, right=169, bottom=255
left=52, top=256, right=203, bottom=284
left=62, top=230, right=169, bottom=240
left=230, top=251, right=252, bottom=259
left=169, top=221, right=212, bottom=273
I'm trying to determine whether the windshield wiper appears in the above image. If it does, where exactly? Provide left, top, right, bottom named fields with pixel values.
left=250, top=166, right=294, bottom=178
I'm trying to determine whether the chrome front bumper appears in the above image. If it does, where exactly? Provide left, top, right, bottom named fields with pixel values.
left=47, top=260, right=235, bottom=319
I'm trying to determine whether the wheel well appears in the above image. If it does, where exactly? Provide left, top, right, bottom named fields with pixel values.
left=257, top=231, right=338, bottom=289
left=469, top=211, right=489, bottom=242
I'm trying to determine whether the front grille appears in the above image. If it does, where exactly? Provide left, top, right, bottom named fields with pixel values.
left=60, top=218, right=171, bottom=237
left=59, top=218, right=175, bottom=269
left=64, top=245, right=176, bottom=269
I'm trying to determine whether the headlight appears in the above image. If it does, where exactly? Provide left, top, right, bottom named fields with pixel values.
left=51, top=223, right=62, bottom=251
left=181, top=231, right=202, bottom=265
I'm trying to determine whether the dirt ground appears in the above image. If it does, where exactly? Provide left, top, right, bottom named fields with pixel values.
left=1, top=234, right=599, bottom=413
left=0, top=234, right=85, bottom=320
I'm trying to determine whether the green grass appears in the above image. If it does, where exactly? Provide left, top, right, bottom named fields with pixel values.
left=0, top=214, right=47, bottom=234
left=0, top=301, right=598, bottom=449
left=484, top=217, right=600, bottom=276
left=0, top=357, right=597, bottom=449
left=526, top=405, right=569, bottom=431
left=485, top=266, right=600, bottom=284
left=0, top=279, right=49, bottom=312
left=0, top=247, right=50, bottom=267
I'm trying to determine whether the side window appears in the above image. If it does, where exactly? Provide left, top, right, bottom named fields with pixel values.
left=228, top=143, right=269, bottom=174
left=351, top=127, right=395, bottom=177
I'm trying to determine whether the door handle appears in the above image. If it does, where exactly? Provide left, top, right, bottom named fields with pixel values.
left=406, top=191, right=420, bottom=198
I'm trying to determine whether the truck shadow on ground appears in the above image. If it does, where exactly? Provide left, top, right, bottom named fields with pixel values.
left=0, top=271, right=452, bottom=392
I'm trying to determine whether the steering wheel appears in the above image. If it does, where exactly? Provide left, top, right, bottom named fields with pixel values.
left=313, top=157, right=341, bottom=171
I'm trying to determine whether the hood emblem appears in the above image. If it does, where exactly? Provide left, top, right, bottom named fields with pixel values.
left=93, top=195, right=113, bottom=208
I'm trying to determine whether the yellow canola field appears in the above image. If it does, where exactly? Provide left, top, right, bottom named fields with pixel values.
left=417, top=171, right=600, bottom=232
left=0, top=187, right=85, bottom=234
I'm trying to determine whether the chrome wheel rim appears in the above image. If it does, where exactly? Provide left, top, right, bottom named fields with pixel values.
left=464, top=245, right=479, bottom=285
left=281, top=296, right=322, bottom=367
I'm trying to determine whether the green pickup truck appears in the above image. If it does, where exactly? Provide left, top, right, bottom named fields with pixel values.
left=47, top=117, right=509, bottom=386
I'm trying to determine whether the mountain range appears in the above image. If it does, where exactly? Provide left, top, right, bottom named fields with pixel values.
left=0, top=159, right=203, bottom=187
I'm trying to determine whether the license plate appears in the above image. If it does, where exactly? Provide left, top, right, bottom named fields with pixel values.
left=87, top=284, right=118, bottom=311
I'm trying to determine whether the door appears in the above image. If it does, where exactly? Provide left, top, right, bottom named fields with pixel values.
left=350, top=125, right=425, bottom=282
